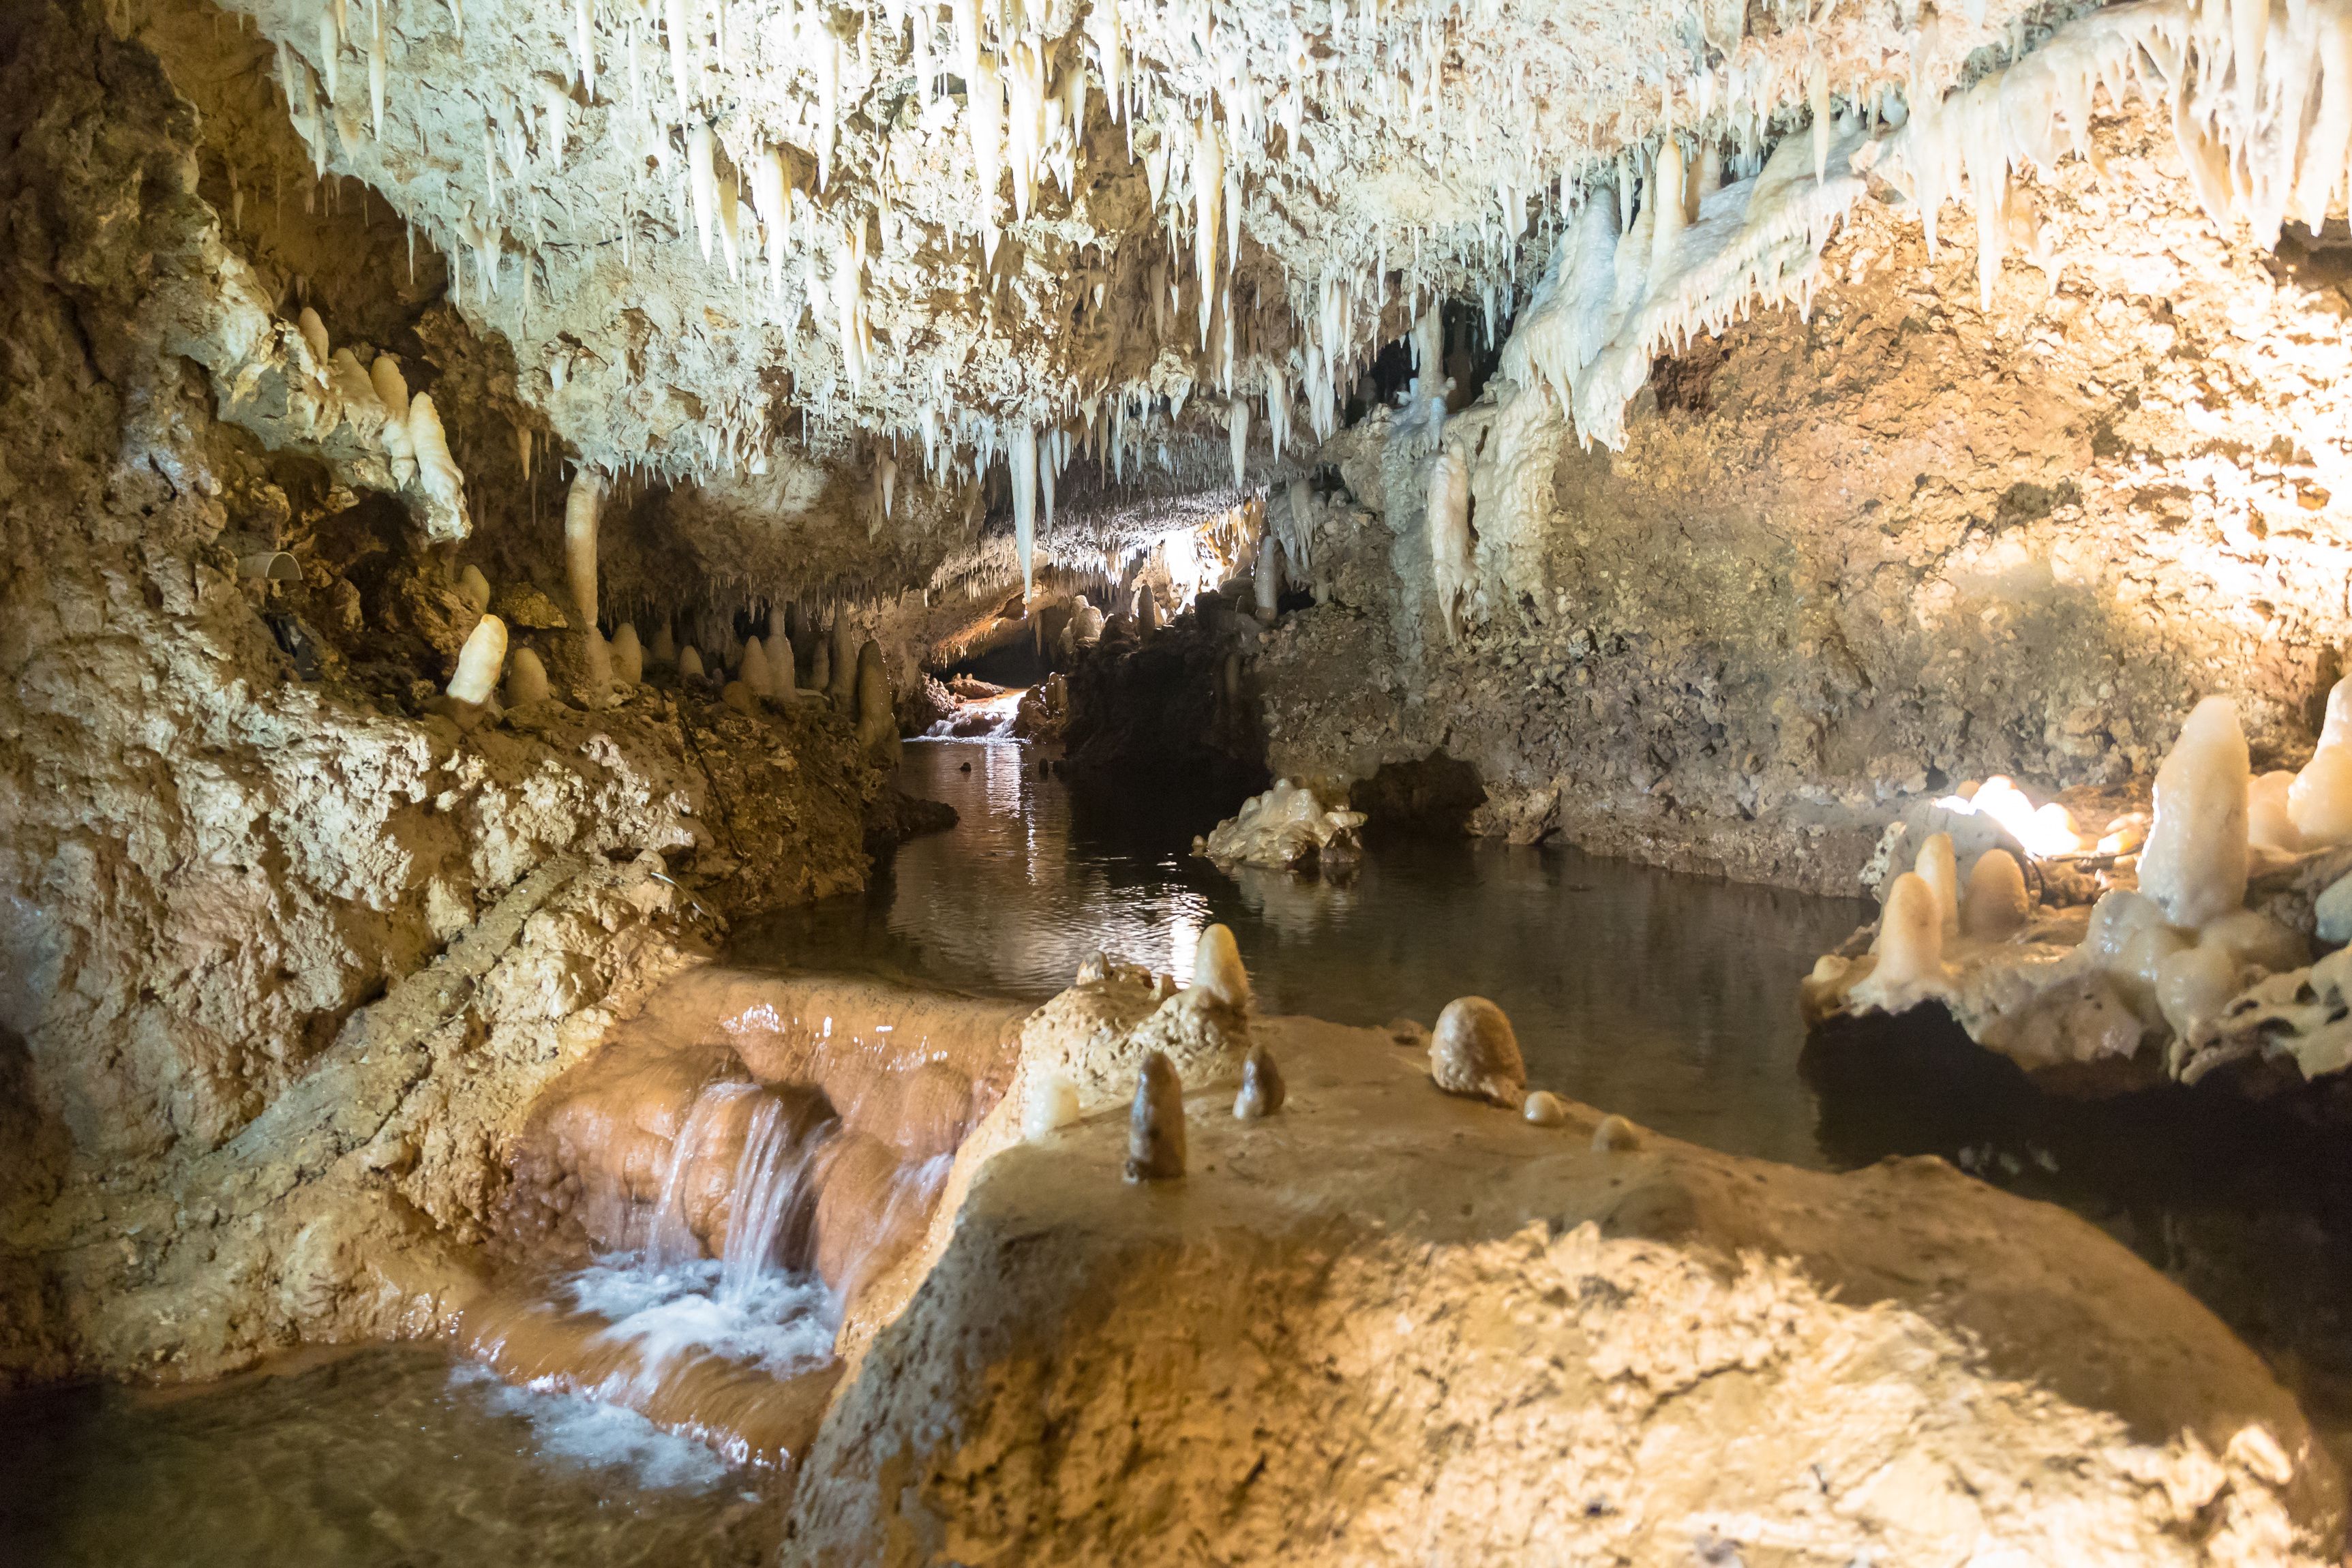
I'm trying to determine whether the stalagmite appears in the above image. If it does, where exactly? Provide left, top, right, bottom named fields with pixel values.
left=678, top=644, right=706, bottom=680
left=1428, top=443, right=1471, bottom=645
left=297, top=305, right=330, bottom=367
left=2249, top=770, right=2302, bottom=853
left=741, top=635, right=774, bottom=699
left=2139, top=697, right=2251, bottom=929
left=1963, top=849, right=2031, bottom=941
left=1227, top=397, right=1249, bottom=485
left=1913, top=832, right=1961, bottom=941
left=1121, top=1050, right=1185, bottom=1181
left=1522, top=1090, right=1568, bottom=1126
left=446, top=613, right=507, bottom=705
left=854, top=641, right=899, bottom=761
left=1869, top=872, right=1946, bottom=991
left=457, top=564, right=491, bottom=612
left=1254, top=534, right=1282, bottom=620
left=1023, top=1072, right=1081, bottom=1139
left=406, top=393, right=470, bottom=538
left=505, top=646, right=549, bottom=705
left=2291, top=678, right=2352, bottom=847
left=562, top=472, right=599, bottom=629
left=810, top=637, right=830, bottom=693
left=766, top=635, right=796, bottom=696
left=651, top=621, right=677, bottom=665
left=1233, top=1043, right=1284, bottom=1119
left=1428, top=997, right=1524, bottom=1106
left=583, top=627, right=612, bottom=687
left=611, top=622, right=644, bottom=683
left=826, top=616, right=859, bottom=709
left=1192, top=922, right=1249, bottom=1009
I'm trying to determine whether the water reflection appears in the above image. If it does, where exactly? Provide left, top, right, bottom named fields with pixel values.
left=734, top=738, right=1875, bottom=1169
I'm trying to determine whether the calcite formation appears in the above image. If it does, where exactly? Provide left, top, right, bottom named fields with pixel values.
left=1803, top=690, right=2352, bottom=1101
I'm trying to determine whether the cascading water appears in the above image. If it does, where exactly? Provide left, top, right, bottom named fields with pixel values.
left=458, top=1078, right=849, bottom=1468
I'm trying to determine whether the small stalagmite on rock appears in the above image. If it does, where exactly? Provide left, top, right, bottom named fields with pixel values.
left=1428, top=996, right=1526, bottom=1106
left=1124, top=1050, right=1186, bottom=1181
left=1233, top=1042, right=1285, bottom=1119
left=1192, top=922, right=1250, bottom=1010
left=504, top=646, right=549, bottom=706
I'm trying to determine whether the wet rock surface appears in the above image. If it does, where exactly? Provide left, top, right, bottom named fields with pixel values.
left=790, top=1014, right=2343, bottom=1564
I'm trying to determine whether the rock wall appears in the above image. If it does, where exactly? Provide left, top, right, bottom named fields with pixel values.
left=0, top=0, right=889, bottom=1384
left=1258, top=100, right=2352, bottom=894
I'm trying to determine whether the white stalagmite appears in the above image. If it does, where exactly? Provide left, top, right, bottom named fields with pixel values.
left=564, top=471, right=600, bottom=629
left=1427, top=442, right=1471, bottom=645
left=766, top=634, right=796, bottom=695
left=1227, top=397, right=1249, bottom=485
left=457, top=563, right=492, bottom=612
left=2138, top=696, right=2252, bottom=929
left=1008, top=421, right=1039, bottom=594
left=1869, top=872, right=1946, bottom=990
left=678, top=644, right=706, bottom=680
left=611, top=622, right=645, bottom=683
left=297, top=305, right=330, bottom=367
left=407, top=393, right=470, bottom=539
left=1650, top=135, right=1686, bottom=278
left=652, top=621, right=678, bottom=664
left=1912, top=832, right=1961, bottom=941
left=2249, top=770, right=2302, bottom=852
left=1254, top=534, right=1282, bottom=619
left=447, top=614, right=508, bottom=705
left=2292, top=677, right=2352, bottom=846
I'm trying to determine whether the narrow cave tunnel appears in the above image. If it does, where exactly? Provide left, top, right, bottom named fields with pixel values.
left=11, top=0, right=2352, bottom=1561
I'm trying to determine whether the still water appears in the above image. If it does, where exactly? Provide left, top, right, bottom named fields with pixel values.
left=12, top=734, right=2352, bottom=1564
left=738, top=738, right=1872, bottom=1169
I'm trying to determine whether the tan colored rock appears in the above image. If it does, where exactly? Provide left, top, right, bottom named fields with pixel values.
left=1428, top=996, right=1525, bottom=1106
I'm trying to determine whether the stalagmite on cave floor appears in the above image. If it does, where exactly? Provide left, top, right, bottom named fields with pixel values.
left=16, top=0, right=2352, bottom=1558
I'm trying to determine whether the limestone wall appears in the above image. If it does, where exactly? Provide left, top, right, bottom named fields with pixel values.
left=1259, top=101, right=2352, bottom=894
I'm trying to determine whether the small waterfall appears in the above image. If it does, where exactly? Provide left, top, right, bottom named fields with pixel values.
left=644, top=1080, right=755, bottom=1267
left=719, top=1092, right=833, bottom=1303
left=468, top=969, right=1012, bottom=1469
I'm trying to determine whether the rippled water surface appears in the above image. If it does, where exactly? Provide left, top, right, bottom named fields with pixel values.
left=0, top=1346, right=784, bottom=1568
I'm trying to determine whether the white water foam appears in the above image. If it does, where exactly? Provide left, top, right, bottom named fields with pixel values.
left=449, top=1361, right=732, bottom=1492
